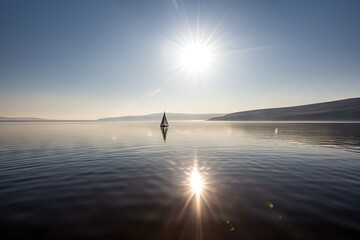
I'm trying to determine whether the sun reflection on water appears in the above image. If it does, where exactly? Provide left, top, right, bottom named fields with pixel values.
left=165, top=157, right=229, bottom=240
left=187, top=161, right=205, bottom=240
left=190, top=168, right=204, bottom=195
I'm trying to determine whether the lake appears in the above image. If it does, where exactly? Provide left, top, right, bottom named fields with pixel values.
left=0, top=122, right=359, bottom=240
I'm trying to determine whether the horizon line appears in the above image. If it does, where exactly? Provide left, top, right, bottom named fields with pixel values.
left=0, top=96, right=359, bottom=121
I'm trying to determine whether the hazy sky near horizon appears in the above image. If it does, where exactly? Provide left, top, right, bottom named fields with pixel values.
left=0, top=0, right=359, bottom=119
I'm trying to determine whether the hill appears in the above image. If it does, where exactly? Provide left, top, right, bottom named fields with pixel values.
left=209, top=98, right=360, bottom=121
left=98, top=113, right=224, bottom=121
left=0, top=117, right=47, bottom=121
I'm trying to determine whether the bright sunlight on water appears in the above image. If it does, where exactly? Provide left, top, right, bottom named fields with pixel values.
left=0, top=121, right=359, bottom=240
left=190, top=167, right=203, bottom=194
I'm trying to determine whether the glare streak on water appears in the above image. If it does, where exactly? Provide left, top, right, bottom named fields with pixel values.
left=0, top=122, right=359, bottom=240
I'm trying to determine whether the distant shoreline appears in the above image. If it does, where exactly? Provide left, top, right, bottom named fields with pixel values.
left=209, top=97, right=360, bottom=121
left=1, top=97, right=359, bottom=122
left=1, top=120, right=360, bottom=123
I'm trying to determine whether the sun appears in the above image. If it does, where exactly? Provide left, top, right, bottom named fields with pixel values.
left=179, top=42, right=214, bottom=73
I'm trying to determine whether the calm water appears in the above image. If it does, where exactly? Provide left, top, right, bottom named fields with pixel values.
left=0, top=122, right=359, bottom=240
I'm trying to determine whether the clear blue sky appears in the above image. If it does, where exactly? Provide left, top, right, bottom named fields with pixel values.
left=0, top=0, right=359, bottom=119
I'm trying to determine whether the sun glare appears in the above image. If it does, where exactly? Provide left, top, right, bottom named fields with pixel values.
left=180, top=43, right=213, bottom=73
left=161, top=9, right=230, bottom=80
left=190, top=168, right=204, bottom=194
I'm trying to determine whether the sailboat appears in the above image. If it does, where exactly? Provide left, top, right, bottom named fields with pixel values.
left=160, top=111, right=169, bottom=127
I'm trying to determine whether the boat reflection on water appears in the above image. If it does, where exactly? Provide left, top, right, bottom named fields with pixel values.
left=160, top=127, right=168, bottom=142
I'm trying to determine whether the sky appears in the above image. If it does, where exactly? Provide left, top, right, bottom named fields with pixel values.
left=0, top=0, right=359, bottom=120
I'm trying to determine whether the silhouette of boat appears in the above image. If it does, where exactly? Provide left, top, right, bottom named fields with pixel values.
left=160, top=112, right=169, bottom=127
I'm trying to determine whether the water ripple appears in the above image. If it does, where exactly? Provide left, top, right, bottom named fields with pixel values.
left=0, top=122, right=359, bottom=240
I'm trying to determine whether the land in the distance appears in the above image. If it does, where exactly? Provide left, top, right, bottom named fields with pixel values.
left=1, top=98, right=359, bottom=122
left=0, top=113, right=224, bottom=122
left=98, top=113, right=224, bottom=121
left=209, top=98, right=360, bottom=121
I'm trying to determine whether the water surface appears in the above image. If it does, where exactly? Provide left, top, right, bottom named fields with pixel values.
left=0, top=122, right=359, bottom=239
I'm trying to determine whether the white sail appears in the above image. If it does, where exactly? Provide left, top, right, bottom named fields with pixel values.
left=160, top=112, right=169, bottom=127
